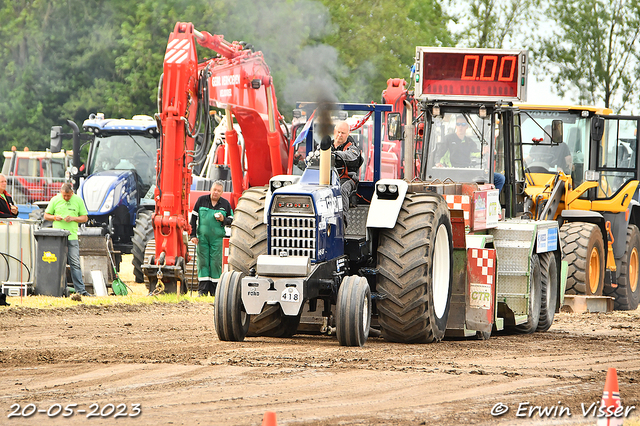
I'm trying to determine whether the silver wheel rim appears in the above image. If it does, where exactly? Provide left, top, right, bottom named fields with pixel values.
left=433, top=223, right=451, bottom=319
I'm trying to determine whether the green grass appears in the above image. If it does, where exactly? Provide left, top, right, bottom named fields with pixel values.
left=4, top=283, right=213, bottom=309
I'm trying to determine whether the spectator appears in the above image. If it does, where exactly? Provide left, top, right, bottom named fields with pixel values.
left=0, top=174, right=18, bottom=218
left=190, top=181, right=233, bottom=296
left=44, top=183, right=91, bottom=296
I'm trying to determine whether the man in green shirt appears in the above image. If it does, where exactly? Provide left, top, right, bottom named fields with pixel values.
left=44, top=183, right=91, bottom=296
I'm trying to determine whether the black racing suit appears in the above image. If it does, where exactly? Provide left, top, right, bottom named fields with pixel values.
left=332, top=135, right=363, bottom=213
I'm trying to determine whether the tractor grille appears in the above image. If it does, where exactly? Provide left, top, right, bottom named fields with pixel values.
left=270, top=216, right=316, bottom=259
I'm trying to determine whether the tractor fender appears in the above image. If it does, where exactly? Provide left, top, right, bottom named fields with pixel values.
left=366, top=179, right=408, bottom=229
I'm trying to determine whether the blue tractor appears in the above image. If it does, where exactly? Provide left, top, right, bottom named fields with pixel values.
left=215, top=103, right=458, bottom=346
left=50, top=114, right=158, bottom=282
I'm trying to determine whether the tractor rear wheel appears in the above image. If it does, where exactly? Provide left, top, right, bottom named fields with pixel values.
left=228, top=187, right=291, bottom=337
left=228, top=187, right=268, bottom=275
left=376, top=193, right=453, bottom=343
left=132, top=210, right=154, bottom=283
left=537, top=252, right=558, bottom=332
left=336, top=276, right=371, bottom=347
left=214, top=271, right=250, bottom=341
left=560, top=222, right=604, bottom=296
left=605, top=224, right=640, bottom=310
left=514, top=254, right=542, bottom=334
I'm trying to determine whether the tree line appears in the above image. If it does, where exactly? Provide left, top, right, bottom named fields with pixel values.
left=0, top=0, right=638, bottom=153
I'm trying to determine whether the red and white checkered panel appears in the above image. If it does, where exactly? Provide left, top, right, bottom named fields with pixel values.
left=467, top=248, right=497, bottom=326
left=222, top=237, right=230, bottom=273
left=445, top=194, right=470, bottom=227
left=470, top=248, right=495, bottom=285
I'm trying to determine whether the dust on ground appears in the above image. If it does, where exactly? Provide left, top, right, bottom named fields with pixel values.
left=0, top=259, right=639, bottom=425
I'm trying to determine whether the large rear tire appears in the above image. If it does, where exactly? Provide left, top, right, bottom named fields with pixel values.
left=132, top=210, right=154, bottom=283
left=560, top=222, right=604, bottom=296
left=514, top=254, right=542, bottom=334
left=605, top=225, right=640, bottom=310
left=228, top=187, right=267, bottom=275
left=336, top=276, right=371, bottom=347
left=537, top=252, right=558, bottom=332
left=376, top=193, right=453, bottom=343
left=214, top=271, right=250, bottom=341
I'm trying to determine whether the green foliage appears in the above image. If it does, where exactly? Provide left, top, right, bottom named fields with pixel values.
left=0, top=0, right=453, bottom=153
left=535, top=0, right=640, bottom=112
left=321, top=0, right=453, bottom=104
left=450, top=0, right=541, bottom=49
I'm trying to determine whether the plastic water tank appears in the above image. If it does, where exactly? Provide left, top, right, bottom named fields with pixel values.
left=0, top=219, right=36, bottom=285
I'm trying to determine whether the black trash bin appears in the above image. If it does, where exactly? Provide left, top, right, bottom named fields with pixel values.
left=34, top=228, right=70, bottom=297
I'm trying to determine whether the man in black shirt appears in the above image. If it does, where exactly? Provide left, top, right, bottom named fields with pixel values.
left=435, top=115, right=479, bottom=168
left=189, top=181, right=233, bottom=296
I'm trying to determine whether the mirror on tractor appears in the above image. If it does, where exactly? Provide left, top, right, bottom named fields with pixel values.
left=551, top=119, right=563, bottom=144
left=387, top=112, right=402, bottom=140
left=50, top=126, right=62, bottom=153
left=591, top=116, right=605, bottom=142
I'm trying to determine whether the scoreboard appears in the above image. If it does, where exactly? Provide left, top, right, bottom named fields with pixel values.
left=415, top=47, right=528, bottom=102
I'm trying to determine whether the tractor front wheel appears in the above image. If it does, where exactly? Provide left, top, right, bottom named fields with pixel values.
left=336, top=275, right=371, bottom=347
left=214, top=271, right=250, bottom=341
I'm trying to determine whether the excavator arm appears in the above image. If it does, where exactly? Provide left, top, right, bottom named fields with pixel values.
left=145, top=22, right=290, bottom=292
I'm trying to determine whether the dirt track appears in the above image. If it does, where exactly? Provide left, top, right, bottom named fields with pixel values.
left=1, top=295, right=639, bottom=426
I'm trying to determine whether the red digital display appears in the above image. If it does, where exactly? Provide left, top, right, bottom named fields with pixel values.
left=420, top=50, right=525, bottom=100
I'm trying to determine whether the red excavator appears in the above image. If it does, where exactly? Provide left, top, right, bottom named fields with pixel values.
left=143, top=22, right=291, bottom=293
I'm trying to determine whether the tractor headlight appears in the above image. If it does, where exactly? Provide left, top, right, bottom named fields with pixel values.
left=272, top=180, right=282, bottom=189
left=376, top=182, right=400, bottom=200
left=100, top=189, right=116, bottom=212
left=100, top=182, right=123, bottom=213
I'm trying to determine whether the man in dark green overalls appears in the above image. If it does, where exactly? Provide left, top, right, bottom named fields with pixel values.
left=189, top=180, right=233, bottom=296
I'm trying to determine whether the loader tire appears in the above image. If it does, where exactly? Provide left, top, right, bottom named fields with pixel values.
left=132, top=210, right=154, bottom=283
left=336, top=275, right=371, bottom=347
left=537, top=252, right=558, bottom=332
left=214, top=271, right=249, bottom=341
left=228, top=186, right=290, bottom=337
left=560, top=222, right=604, bottom=296
left=605, top=225, right=640, bottom=310
left=376, top=193, right=453, bottom=343
left=514, top=254, right=542, bottom=334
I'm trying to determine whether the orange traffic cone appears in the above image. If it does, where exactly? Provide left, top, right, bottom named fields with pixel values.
left=597, top=367, right=623, bottom=426
left=261, top=411, right=277, bottom=426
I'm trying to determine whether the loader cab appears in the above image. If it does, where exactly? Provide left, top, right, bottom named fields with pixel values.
left=518, top=106, right=610, bottom=187
left=588, top=115, right=640, bottom=200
